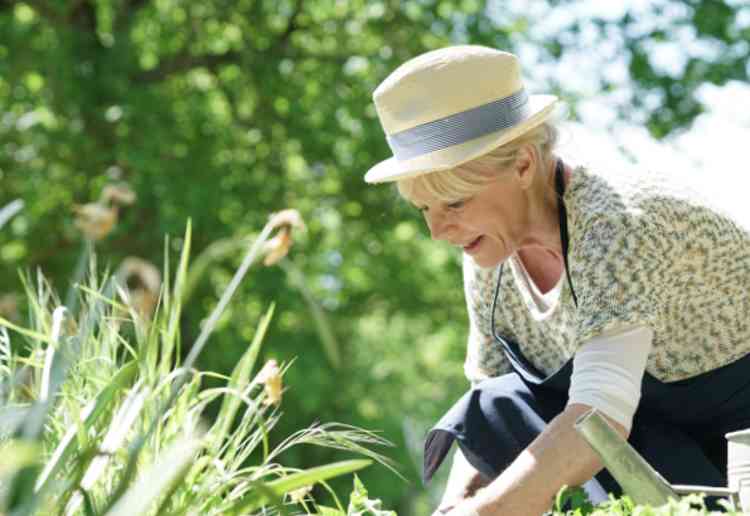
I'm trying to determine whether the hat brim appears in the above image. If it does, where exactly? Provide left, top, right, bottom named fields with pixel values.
left=364, top=95, right=560, bottom=184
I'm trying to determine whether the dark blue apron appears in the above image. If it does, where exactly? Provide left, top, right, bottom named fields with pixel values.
left=423, top=161, right=750, bottom=506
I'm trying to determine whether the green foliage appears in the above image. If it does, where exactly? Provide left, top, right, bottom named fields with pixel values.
left=0, top=221, right=392, bottom=515
left=2, top=1, right=748, bottom=512
left=555, top=485, right=595, bottom=515
left=550, top=486, right=742, bottom=516
left=317, top=475, right=397, bottom=516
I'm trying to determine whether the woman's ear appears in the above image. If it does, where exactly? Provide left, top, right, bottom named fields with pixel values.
left=514, top=145, right=537, bottom=190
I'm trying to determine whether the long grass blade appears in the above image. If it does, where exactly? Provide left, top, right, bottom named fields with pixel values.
left=228, top=459, right=372, bottom=513
left=0, top=439, right=39, bottom=479
left=40, top=307, right=67, bottom=402
left=281, top=261, right=341, bottom=369
left=0, top=199, right=24, bottom=230
left=0, top=441, right=40, bottom=514
left=182, top=235, right=252, bottom=304
left=209, top=304, right=275, bottom=451
left=162, top=220, right=192, bottom=377
left=65, top=240, right=93, bottom=315
left=182, top=220, right=275, bottom=371
left=34, top=362, right=138, bottom=494
left=0, top=315, right=51, bottom=345
left=103, top=437, right=202, bottom=516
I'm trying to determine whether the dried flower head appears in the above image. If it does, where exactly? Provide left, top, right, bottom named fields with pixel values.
left=116, top=257, right=161, bottom=319
left=268, top=209, right=305, bottom=232
left=73, top=203, right=118, bottom=241
left=255, top=359, right=283, bottom=406
left=288, top=485, right=313, bottom=503
left=262, top=228, right=292, bottom=266
left=262, top=209, right=306, bottom=266
left=100, top=182, right=136, bottom=206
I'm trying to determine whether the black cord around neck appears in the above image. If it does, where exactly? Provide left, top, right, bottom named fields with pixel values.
left=490, top=159, right=578, bottom=344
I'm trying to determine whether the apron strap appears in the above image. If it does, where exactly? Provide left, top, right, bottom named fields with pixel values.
left=490, top=159, right=578, bottom=382
left=554, top=158, right=578, bottom=306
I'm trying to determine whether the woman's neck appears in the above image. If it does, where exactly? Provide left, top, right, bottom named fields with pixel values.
left=517, top=158, right=574, bottom=292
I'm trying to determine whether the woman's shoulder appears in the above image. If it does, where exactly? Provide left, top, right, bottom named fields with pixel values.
left=568, top=164, right=750, bottom=240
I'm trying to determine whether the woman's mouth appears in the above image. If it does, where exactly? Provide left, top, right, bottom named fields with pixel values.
left=463, top=236, right=483, bottom=253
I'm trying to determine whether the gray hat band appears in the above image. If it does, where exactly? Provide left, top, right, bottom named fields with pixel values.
left=386, top=89, right=530, bottom=161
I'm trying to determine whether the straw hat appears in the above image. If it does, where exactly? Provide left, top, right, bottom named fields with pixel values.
left=364, top=45, right=559, bottom=184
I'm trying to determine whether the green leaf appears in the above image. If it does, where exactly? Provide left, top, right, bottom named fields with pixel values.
left=554, top=485, right=593, bottom=514
left=103, top=437, right=202, bottom=516
left=0, top=439, right=39, bottom=480
left=0, top=315, right=51, bottom=345
left=209, top=303, right=275, bottom=451
left=34, top=361, right=138, bottom=494
left=161, top=219, right=192, bottom=377
left=228, top=459, right=372, bottom=513
left=0, top=199, right=24, bottom=231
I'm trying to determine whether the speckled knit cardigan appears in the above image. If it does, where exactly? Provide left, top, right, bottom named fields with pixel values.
left=464, top=165, right=750, bottom=384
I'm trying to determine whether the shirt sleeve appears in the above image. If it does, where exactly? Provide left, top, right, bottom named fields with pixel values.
left=462, top=255, right=512, bottom=386
left=568, top=325, right=653, bottom=431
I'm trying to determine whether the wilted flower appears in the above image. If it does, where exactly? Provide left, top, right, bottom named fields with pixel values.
left=262, top=209, right=306, bottom=266
left=73, top=182, right=136, bottom=242
left=288, top=484, right=313, bottom=503
left=73, top=203, right=118, bottom=241
left=262, top=228, right=292, bottom=266
left=116, top=257, right=161, bottom=320
left=100, top=182, right=136, bottom=206
left=255, top=359, right=283, bottom=406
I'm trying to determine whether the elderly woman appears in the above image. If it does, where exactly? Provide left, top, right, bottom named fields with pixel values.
left=364, top=45, right=750, bottom=516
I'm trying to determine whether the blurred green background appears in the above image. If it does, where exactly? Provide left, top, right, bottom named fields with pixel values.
left=1, top=0, right=748, bottom=513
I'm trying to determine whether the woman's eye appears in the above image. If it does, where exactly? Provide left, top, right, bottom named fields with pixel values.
left=447, top=200, right=465, bottom=209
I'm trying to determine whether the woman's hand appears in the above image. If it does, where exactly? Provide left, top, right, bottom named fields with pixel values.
left=436, top=498, right=485, bottom=516
left=432, top=450, right=490, bottom=515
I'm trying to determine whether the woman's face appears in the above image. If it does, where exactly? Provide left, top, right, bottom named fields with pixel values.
left=416, top=172, right=531, bottom=268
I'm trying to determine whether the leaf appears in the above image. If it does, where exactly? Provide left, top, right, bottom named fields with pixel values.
left=227, top=459, right=372, bottom=513
left=209, top=303, right=275, bottom=450
left=0, top=440, right=39, bottom=480
left=103, top=437, right=202, bottom=516
left=0, top=315, right=51, bottom=345
left=347, top=474, right=396, bottom=516
left=555, top=485, right=594, bottom=514
left=0, top=199, right=24, bottom=231
left=161, top=219, right=192, bottom=377
left=34, top=362, right=138, bottom=494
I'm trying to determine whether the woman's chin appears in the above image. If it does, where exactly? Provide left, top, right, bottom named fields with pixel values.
left=468, top=251, right=504, bottom=269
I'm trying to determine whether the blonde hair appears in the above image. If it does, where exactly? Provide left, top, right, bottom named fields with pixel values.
left=397, top=122, right=559, bottom=205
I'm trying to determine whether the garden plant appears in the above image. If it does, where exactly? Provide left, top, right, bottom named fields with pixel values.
left=0, top=207, right=395, bottom=515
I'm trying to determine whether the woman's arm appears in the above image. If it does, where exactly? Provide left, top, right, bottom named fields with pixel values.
left=454, top=326, right=651, bottom=515
left=453, top=404, right=627, bottom=516
left=434, top=448, right=491, bottom=514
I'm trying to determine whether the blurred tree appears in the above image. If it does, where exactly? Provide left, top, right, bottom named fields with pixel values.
left=0, top=0, right=747, bottom=513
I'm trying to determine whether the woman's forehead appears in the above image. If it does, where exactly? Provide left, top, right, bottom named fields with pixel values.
left=408, top=181, right=438, bottom=204
left=408, top=180, right=462, bottom=207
